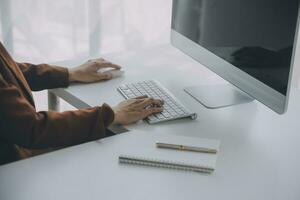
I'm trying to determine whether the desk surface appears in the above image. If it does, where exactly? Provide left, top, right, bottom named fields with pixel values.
left=1, top=44, right=300, bottom=200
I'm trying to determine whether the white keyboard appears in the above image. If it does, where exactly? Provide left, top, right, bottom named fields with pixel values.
left=117, top=80, right=197, bottom=124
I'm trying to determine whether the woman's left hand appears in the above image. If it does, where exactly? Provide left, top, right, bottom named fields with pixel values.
left=68, top=58, right=121, bottom=83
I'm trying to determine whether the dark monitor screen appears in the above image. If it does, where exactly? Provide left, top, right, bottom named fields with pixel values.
left=172, top=0, right=299, bottom=95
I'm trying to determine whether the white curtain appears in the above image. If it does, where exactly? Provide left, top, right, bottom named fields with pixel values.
left=0, top=0, right=172, bottom=63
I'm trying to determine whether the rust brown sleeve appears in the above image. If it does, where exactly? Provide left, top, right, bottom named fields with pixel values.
left=0, top=76, right=115, bottom=149
left=17, top=62, right=69, bottom=91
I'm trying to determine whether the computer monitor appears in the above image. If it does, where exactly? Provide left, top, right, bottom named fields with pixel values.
left=171, top=0, right=300, bottom=114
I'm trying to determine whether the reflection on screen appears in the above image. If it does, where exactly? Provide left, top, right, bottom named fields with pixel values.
left=172, top=0, right=299, bottom=95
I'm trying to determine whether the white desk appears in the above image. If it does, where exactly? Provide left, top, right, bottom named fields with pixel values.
left=1, top=44, right=300, bottom=200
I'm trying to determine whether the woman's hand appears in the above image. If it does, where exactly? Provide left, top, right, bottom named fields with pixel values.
left=68, top=58, right=121, bottom=83
left=112, top=96, right=164, bottom=125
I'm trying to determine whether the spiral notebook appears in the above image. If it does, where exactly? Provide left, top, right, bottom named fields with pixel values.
left=118, top=134, right=220, bottom=173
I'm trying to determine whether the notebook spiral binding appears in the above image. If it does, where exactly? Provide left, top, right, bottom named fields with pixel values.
left=119, top=155, right=214, bottom=173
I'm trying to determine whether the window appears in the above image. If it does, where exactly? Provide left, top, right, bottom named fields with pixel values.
left=1, top=0, right=171, bottom=64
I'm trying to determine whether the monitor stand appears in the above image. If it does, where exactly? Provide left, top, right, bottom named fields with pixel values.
left=184, top=84, right=254, bottom=109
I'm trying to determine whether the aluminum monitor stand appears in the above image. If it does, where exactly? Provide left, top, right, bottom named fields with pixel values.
left=184, top=84, right=254, bottom=109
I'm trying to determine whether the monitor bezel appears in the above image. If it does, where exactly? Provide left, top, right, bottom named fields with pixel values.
left=170, top=4, right=300, bottom=114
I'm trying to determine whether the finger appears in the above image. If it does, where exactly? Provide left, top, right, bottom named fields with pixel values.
left=100, top=63, right=121, bottom=70
left=88, top=58, right=121, bottom=70
left=135, top=96, right=163, bottom=104
left=144, top=107, right=163, bottom=117
left=110, top=63, right=121, bottom=70
left=101, top=69, right=123, bottom=76
left=133, top=99, right=145, bottom=104
left=93, top=57, right=106, bottom=62
left=133, top=95, right=148, bottom=99
left=95, top=61, right=121, bottom=70
left=153, top=99, right=164, bottom=106
left=88, top=58, right=105, bottom=63
left=138, top=98, right=162, bottom=108
left=137, top=97, right=154, bottom=108
left=148, top=99, right=164, bottom=107
left=96, top=73, right=112, bottom=81
left=87, top=58, right=104, bottom=64
left=139, top=98, right=164, bottom=108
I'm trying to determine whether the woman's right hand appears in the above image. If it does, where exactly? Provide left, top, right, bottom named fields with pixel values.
left=112, top=96, right=164, bottom=125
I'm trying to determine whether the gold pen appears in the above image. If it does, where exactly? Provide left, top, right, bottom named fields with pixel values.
left=156, top=142, right=217, bottom=154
